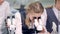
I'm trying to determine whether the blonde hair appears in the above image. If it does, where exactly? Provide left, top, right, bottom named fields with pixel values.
left=26, top=2, right=44, bottom=14
left=25, top=2, right=44, bottom=27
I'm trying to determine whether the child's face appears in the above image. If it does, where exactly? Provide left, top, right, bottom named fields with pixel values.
left=28, top=12, right=42, bottom=20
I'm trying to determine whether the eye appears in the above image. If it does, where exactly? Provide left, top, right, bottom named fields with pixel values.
left=33, top=17, right=36, bottom=19
left=38, top=17, right=41, bottom=19
left=12, top=16, right=15, bottom=18
left=7, top=16, right=10, bottom=19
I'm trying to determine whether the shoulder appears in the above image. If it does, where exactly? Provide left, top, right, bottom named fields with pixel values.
left=42, top=8, right=47, bottom=15
left=45, top=6, right=53, bottom=13
left=41, top=8, right=47, bottom=17
left=45, top=6, right=53, bottom=9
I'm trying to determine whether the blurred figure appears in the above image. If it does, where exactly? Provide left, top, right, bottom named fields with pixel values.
left=25, top=2, right=49, bottom=34
left=19, top=5, right=28, bottom=34
left=0, top=0, right=11, bottom=34
left=7, top=10, right=22, bottom=34
left=19, top=5, right=25, bottom=12
left=46, top=0, right=60, bottom=34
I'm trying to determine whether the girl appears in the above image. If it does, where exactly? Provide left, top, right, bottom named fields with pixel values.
left=25, top=2, right=50, bottom=34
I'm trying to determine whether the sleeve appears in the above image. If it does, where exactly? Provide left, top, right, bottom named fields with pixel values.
left=41, top=9, right=47, bottom=32
left=41, top=9, right=47, bottom=26
left=15, top=12, right=22, bottom=34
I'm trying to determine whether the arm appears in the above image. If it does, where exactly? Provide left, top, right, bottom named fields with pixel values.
left=41, top=9, right=47, bottom=26
left=15, top=12, right=22, bottom=34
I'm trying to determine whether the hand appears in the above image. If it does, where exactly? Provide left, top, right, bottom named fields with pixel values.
left=38, top=31, right=51, bottom=34
left=40, top=27, right=45, bottom=33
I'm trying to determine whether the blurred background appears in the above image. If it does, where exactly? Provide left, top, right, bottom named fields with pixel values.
left=6, top=0, right=55, bottom=9
left=5, top=0, right=55, bottom=15
left=5, top=0, right=55, bottom=19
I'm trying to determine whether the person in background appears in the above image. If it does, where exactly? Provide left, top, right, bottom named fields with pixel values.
left=25, top=2, right=50, bottom=34
left=6, top=5, right=23, bottom=34
left=0, top=0, right=11, bottom=34
left=46, top=0, right=60, bottom=34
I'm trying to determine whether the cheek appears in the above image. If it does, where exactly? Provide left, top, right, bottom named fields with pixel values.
left=29, top=14, right=34, bottom=20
